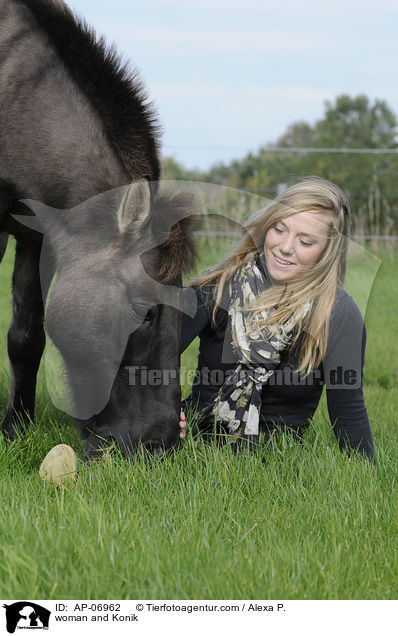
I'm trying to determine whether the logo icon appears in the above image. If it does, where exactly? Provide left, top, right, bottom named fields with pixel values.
left=3, top=603, right=51, bottom=633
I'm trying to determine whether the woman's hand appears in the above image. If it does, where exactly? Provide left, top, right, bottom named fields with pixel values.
left=179, top=410, right=186, bottom=439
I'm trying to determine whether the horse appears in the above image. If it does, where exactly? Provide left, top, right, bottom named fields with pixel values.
left=0, top=0, right=196, bottom=456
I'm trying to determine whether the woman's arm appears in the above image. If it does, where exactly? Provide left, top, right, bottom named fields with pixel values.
left=323, top=289, right=374, bottom=461
left=180, top=285, right=217, bottom=437
left=180, top=284, right=215, bottom=353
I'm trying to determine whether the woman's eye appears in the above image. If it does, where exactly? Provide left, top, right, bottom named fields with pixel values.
left=300, top=240, right=313, bottom=247
left=274, top=225, right=283, bottom=233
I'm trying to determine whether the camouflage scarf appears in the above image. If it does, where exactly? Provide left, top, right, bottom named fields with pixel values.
left=212, top=254, right=310, bottom=436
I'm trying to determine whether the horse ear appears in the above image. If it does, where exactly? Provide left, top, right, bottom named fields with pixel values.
left=12, top=200, right=59, bottom=234
left=118, top=179, right=151, bottom=232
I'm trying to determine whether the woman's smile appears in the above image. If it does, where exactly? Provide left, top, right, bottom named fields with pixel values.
left=272, top=252, right=295, bottom=267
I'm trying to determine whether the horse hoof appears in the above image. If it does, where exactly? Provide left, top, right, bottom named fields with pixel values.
left=39, top=444, right=78, bottom=486
left=2, top=414, right=25, bottom=440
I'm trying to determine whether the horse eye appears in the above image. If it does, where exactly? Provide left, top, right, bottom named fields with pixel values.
left=130, top=304, right=153, bottom=324
left=143, top=308, right=153, bottom=323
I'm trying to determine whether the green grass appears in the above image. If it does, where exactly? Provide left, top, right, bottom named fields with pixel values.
left=0, top=238, right=397, bottom=599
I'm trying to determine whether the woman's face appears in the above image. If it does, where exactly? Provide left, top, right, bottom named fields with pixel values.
left=264, top=210, right=333, bottom=286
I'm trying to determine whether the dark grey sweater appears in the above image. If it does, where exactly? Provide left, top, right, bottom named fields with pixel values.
left=181, top=273, right=374, bottom=460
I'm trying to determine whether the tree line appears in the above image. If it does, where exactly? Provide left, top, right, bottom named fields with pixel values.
left=162, top=95, right=398, bottom=239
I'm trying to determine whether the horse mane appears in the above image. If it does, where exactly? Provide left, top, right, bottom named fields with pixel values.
left=19, top=0, right=161, bottom=181
left=152, top=192, right=198, bottom=281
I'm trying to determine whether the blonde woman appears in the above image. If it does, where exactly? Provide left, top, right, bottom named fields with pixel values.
left=179, top=177, right=374, bottom=460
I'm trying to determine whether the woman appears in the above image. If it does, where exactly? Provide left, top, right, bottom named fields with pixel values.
left=179, top=177, right=374, bottom=461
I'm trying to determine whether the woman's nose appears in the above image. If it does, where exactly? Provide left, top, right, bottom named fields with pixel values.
left=279, top=235, right=294, bottom=253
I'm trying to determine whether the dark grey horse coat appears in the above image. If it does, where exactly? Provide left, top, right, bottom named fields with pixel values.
left=0, top=0, right=196, bottom=456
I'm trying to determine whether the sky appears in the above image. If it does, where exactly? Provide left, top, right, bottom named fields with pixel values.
left=67, top=0, right=398, bottom=170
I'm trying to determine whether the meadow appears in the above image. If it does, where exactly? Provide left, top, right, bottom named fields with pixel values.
left=0, top=236, right=397, bottom=600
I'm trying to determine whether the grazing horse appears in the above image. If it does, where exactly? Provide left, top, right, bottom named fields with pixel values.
left=0, top=0, right=196, bottom=456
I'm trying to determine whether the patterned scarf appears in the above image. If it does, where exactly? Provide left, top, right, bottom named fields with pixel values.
left=211, top=254, right=310, bottom=436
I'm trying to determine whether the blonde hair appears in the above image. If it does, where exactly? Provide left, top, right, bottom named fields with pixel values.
left=198, top=177, right=351, bottom=374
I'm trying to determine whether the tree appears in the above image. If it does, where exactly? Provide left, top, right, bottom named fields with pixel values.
left=161, top=156, right=203, bottom=181
left=313, top=94, right=398, bottom=149
left=276, top=121, right=314, bottom=148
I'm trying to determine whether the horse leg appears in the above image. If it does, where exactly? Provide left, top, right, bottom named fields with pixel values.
left=2, top=239, right=45, bottom=438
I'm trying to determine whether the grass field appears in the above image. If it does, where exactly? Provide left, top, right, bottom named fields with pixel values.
left=0, top=237, right=397, bottom=600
